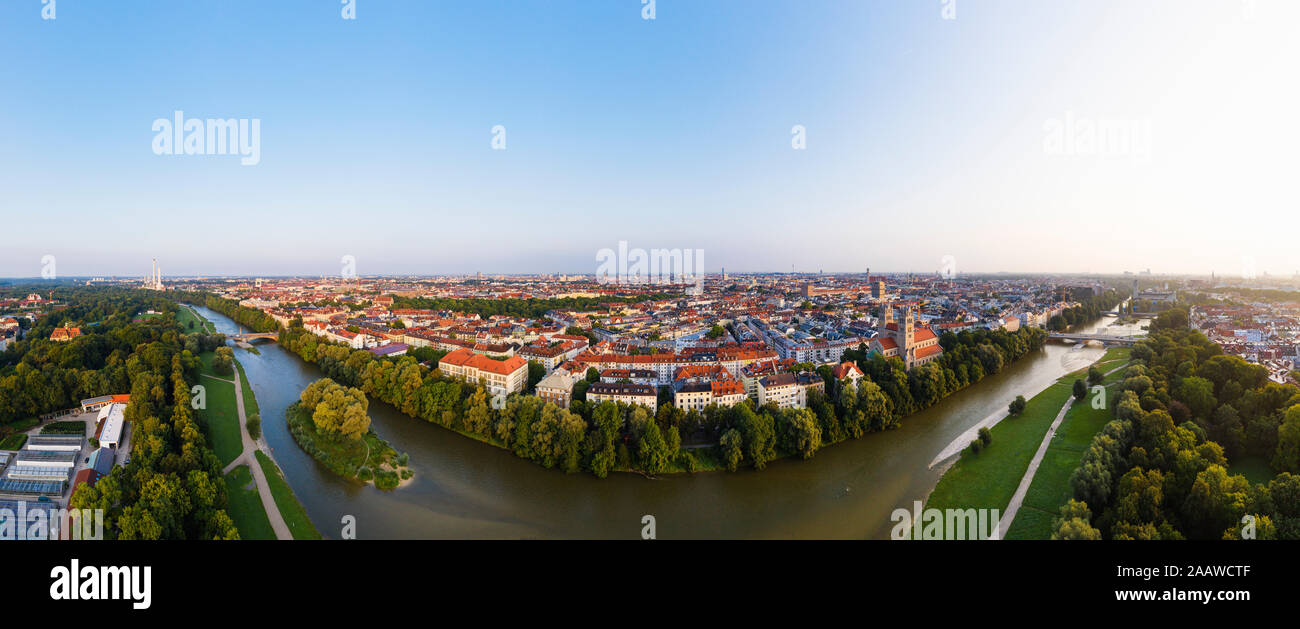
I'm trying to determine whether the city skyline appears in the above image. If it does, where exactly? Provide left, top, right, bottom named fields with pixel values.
left=7, top=0, right=1300, bottom=604
left=4, top=254, right=1297, bottom=281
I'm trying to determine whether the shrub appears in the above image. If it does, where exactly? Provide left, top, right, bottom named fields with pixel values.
left=374, top=469, right=399, bottom=490
left=978, top=427, right=992, bottom=446
left=969, top=439, right=983, bottom=455
left=41, top=421, right=87, bottom=435
left=1009, top=395, right=1027, bottom=416
left=676, top=451, right=697, bottom=474
left=0, top=434, right=27, bottom=451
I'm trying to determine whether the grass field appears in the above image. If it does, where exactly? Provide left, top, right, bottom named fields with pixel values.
left=176, top=305, right=216, bottom=333
left=1004, top=348, right=1131, bottom=539
left=235, top=361, right=260, bottom=418
left=223, top=465, right=275, bottom=540
left=196, top=350, right=242, bottom=467
left=926, top=380, right=1077, bottom=514
left=927, top=347, right=1131, bottom=534
left=0, top=434, right=28, bottom=450
left=255, top=450, right=322, bottom=540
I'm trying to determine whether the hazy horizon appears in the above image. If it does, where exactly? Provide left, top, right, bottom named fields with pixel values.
left=0, top=266, right=1289, bottom=282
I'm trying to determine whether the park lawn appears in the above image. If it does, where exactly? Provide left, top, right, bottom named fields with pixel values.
left=927, top=347, right=1133, bottom=521
left=1050, top=381, right=1125, bottom=453
left=1091, top=347, right=1132, bottom=373
left=176, top=305, right=215, bottom=333
left=196, top=352, right=242, bottom=466
left=198, top=350, right=221, bottom=375
left=235, top=361, right=260, bottom=418
left=1006, top=350, right=1132, bottom=539
left=254, top=450, right=322, bottom=540
left=926, top=380, right=1076, bottom=514
left=0, top=434, right=27, bottom=450
left=1229, top=456, right=1276, bottom=486
left=1007, top=448, right=1085, bottom=539
left=223, top=465, right=276, bottom=540
left=1004, top=505, right=1057, bottom=540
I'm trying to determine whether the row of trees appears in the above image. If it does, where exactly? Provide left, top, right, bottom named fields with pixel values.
left=1059, top=309, right=1300, bottom=539
left=20, top=288, right=246, bottom=539
left=0, top=288, right=197, bottom=427
left=275, top=316, right=1052, bottom=475
left=171, top=292, right=279, bottom=333
left=1047, top=288, right=1127, bottom=331
left=840, top=325, right=1049, bottom=422
left=211, top=346, right=235, bottom=376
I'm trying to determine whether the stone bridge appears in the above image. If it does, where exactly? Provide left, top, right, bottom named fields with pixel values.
left=1048, top=332, right=1143, bottom=346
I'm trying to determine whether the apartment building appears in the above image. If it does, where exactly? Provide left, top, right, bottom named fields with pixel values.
left=517, top=339, right=587, bottom=372
left=577, top=346, right=779, bottom=385
left=756, top=372, right=824, bottom=409
left=599, top=369, right=659, bottom=385
left=535, top=371, right=577, bottom=409
left=757, top=373, right=804, bottom=409
left=586, top=382, right=658, bottom=414
left=438, top=348, right=529, bottom=397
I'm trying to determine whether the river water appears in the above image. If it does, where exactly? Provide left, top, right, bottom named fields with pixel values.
left=193, top=305, right=1133, bottom=539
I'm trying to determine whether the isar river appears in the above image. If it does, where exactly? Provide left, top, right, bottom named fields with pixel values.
left=192, top=305, right=1139, bottom=539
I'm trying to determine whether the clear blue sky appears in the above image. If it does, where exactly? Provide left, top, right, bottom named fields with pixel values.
left=3, top=1, right=1297, bottom=278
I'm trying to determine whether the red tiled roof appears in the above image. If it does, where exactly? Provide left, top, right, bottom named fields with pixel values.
left=832, top=362, right=863, bottom=379
left=439, top=347, right=527, bottom=375
left=915, top=344, right=943, bottom=359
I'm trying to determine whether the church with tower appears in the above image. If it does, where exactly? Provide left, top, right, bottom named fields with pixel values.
left=868, top=305, right=943, bottom=369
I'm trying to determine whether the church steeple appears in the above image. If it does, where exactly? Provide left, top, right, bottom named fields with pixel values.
left=903, top=306, right=915, bottom=349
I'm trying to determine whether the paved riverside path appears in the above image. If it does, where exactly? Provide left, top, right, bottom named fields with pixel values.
left=214, top=370, right=292, bottom=540
left=993, top=361, right=1130, bottom=540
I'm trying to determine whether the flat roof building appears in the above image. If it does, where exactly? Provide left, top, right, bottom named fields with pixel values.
left=95, top=403, right=126, bottom=449
left=13, top=450, right=78, bottom=469
left=586, top=382, right=658, bottom=414
left=26, top=435, right=84, bottom=452
left=80, top=394, right=130, bottom=412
